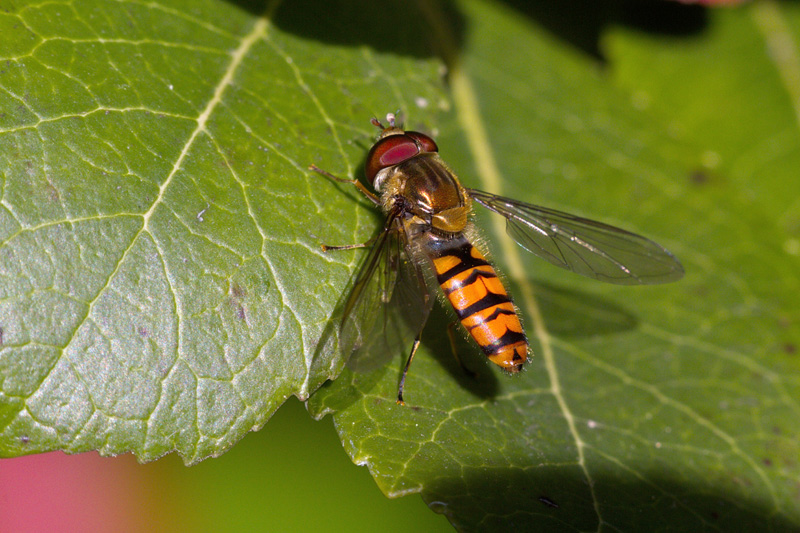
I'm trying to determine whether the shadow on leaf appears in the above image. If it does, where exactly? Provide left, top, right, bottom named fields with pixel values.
left=268, top=0, right=464, bottom=59
left=422, top=462, right=799, bottom=532
left=530, top=281, right=638, bottom=338
left=496, top=0, right=708, bottom=60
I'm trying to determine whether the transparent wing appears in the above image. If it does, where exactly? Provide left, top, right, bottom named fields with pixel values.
left=337, top=215, right=435, bottom=373
left=468, top=188, right=684, bottom=285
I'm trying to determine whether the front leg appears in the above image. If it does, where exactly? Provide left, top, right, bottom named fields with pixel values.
left=309, top=164, right=381, bottom=206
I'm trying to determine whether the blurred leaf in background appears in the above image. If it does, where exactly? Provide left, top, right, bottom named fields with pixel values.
left=0, top=398, right=450, bottom=532
left=1, top=0, right=799, bottom=531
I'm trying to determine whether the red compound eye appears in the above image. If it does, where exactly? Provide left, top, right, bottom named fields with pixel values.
left=365, top=131, right=439, bottom=182
left=404, top=131, right=438, bottom=154
left=365, top=135, right=419, bottom=182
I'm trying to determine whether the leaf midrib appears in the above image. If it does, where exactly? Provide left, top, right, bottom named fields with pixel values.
left=419, top=0, right=602, bottom=523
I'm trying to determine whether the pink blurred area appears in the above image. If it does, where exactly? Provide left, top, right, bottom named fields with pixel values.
left=0, top=452, right=152, bottom=532
left=0, top=400, right=451, bottom=532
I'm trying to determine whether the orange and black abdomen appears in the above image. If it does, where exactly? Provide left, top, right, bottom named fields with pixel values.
left=431, top=236, right=528, bottom=372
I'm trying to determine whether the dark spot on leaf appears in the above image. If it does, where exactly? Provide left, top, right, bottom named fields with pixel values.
left=711, top=511, right=719, bottom=520
left=538, top=496, right=559, bottom=508
left=46, top=184, right=60, bottom=203
left=689, top=170, right=708, bottom=184
left=228, top=282, right=248, bottom=321
left=138, top=326, right=149, bottom=337
left=231, top=283, right=247, bottom=299
left=783, top=343, right=796, bottom=354
left=763, top=458, right=772, bottom=467
left=19, top=435, right=29, bottom=445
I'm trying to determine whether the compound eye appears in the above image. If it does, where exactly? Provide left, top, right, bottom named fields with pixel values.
left=365, top=134, right=421, bottom=182
left=404, top=131, right=438, bottom=153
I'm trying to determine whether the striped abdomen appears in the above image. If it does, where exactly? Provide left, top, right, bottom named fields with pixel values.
left=431, top=236, right=528, bottom=372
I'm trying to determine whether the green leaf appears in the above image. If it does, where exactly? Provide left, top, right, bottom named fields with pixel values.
left=0, top=0, right=447, bottom=463
left=307, top=0, right=800, bottom=531
left=2, top=0, right=799, bottom=531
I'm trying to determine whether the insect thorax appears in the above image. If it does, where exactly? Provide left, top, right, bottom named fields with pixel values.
left=378, top=154, right=471, bottom=235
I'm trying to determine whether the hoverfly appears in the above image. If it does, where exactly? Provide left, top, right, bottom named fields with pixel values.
left=311, top=113, right=683, bottom=404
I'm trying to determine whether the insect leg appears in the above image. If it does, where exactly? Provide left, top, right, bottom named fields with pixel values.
left=447, top=321, right=478, bottom=378
left=321, top=234, right=379, bottom=252
left=309, top=164, right=380, bottom=206
left=397, top=333, right=423, bottom=406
